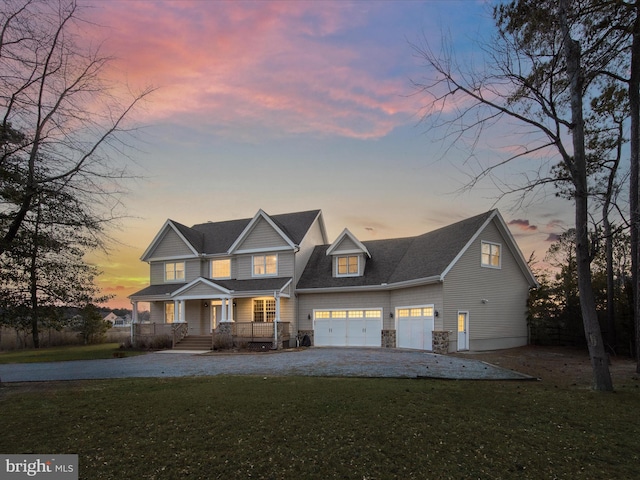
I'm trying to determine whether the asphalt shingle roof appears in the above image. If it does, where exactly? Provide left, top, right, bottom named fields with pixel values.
left=179, top=209, right=321, bottom=255
left=297, top=210, right=495, bottom=289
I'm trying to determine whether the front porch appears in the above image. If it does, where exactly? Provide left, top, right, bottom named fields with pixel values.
left=129, top=276, right=295, bottom=350
left=132, top=321, right=292, bottom=351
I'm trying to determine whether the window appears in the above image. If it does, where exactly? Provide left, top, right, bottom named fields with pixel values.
left=165, top=302, right=183, bottom=323
left=481, top=241, right=501, bottom=268
left=165, top=262, right=185, bottom=282
left=211, top=259, right=231, bottom=279
left=253, top=254, right=277, bottom=276
left=337, top=255, right=359, bottom=276
left=254, top=299, right=276, bottom=322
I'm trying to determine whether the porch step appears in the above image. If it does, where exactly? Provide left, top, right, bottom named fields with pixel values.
left=174, top=335, right=212, bottom=350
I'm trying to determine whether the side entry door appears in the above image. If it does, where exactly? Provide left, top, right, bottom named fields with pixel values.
left=457, top=311, right=469, bottom=351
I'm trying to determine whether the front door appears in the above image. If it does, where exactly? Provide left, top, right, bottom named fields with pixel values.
left=457, top=311, right=469, bottom=351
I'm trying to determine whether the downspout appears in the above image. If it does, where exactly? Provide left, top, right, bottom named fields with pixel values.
left=274, top=290, right=280, bottom=349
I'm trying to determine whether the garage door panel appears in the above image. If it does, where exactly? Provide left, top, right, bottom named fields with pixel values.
left=331, top=319, right=347, bottom=346
left=364, top=318, right=381, bottom=347
left=313, top=309, right=382, bottom=347
left=313, top=319, right=332, bottom=347
left=347, top=318, right=365, bottom=346
left=397, top=306, right=434, bottom=351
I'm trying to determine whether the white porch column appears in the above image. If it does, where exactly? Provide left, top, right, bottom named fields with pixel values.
left=130, top=301, right=138, bottom=343
left=221, top=298, right=228, bottom=323
left=228, top=297, right=234, bottom=322
left=131, top=301, right=139, bottom=323
left=174, top=300, right=184, bottom=323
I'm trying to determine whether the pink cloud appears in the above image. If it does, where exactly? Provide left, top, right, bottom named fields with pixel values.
left=508, top=219, right=537, bottom=232
left=82, top=1, right=414, bottom=139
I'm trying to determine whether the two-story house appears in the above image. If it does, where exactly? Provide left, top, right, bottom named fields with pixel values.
left=129, top=208, right=537, bottom=352
left=129, top=209, right=326, bottom=348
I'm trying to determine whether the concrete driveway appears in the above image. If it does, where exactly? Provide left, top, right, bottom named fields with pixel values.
left=0, top=347, right=534, bottom=383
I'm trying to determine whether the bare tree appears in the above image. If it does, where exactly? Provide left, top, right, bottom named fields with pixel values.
left=629, top=2, right=640, bottom=373
left=0, top=0, right=153, bottom=255
left=411, top=0, right=634, bottom=390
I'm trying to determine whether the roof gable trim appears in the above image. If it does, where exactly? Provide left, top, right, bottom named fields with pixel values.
left=439, top=210, right=537, bottom=286
left=172, top=278, right=232, bottom=297
left=228, top=209, right=296, bottom=254
left=326, top=228, right=371, bottom=258
left=141, top=220, right=200, bottom=261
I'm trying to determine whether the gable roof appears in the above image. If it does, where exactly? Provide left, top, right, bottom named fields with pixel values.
left=326, top=228, right=372, bottom=258
left=297, top=210, right=537, bottom=291
left=141, top=219, right=201, bottom=261
left=142, top=209, right=323, bottom=261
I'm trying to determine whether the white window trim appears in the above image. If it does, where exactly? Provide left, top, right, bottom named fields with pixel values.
left=252, top=254, right=278, bottom=277
left=335, top=254, right=360, bottom=277
left=481, top=241, right=502, bottom=269
left=211, top=258, right=232, bottom=279
left=164, top=261, right=186, bottom=282
left=253, top=298, right=276, bottom=322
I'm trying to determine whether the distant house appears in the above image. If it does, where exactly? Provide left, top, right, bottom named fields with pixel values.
left=103, top=312, right=120, bottom=325
left=103, top=312, right=131, bottom=327
left=129, top=209, right=537, bottom=352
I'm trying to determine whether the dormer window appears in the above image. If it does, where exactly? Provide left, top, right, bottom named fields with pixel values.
left=337, top=255, right=359, bottom=277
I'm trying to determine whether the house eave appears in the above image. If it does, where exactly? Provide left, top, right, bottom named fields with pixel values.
left=295, top=276, right=442, bottom=294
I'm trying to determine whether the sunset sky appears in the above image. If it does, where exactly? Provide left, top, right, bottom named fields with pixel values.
left=78, top=0, right=573, bottom=309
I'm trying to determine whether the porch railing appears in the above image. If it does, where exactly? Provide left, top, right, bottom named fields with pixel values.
left=172, top=322, right=189, bottom=348
left=231, top=322, right=290, bottom=341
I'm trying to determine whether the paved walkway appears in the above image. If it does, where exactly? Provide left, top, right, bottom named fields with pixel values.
left=0, top=348, right=534, bottom=383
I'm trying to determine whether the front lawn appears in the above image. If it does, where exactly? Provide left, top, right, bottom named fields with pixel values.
left=0, top=376, right=638, bottom=479
left=0, top=343, right=146, bottom=364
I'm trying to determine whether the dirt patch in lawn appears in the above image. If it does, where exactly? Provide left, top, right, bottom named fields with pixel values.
left=454, top=345, right=640, bottom=388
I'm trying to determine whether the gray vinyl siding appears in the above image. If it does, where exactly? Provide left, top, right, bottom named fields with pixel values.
left=149, top=259, right=200, bottom=285
left=236, top=251, right=295, bottom=279
left=150, top=263, right=164, bottom=285
left=333, top=236, right=359, bottom=252
left=149, top=228, right=194, bottom=258
left=234, top=298, right=252, bottom=322
left=179, top=282, right=223, bottom=297
left=295, top=217, right=325, bottom=283
left=185, top=300, right=208, bottom=335
left=235, top=217, right=290, bottom=251
left=297, top=291, right=392, bottom=331
left=150, top=301, right=165, bottom=323
left=442, top=220, right=530, bottom=351
left=185, top=259, right=201, bottom=282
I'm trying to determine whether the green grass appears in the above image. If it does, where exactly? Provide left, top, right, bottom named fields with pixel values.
left=0, top=343, right=146, bottom=364
left=1, top=376, right=638, bottom=479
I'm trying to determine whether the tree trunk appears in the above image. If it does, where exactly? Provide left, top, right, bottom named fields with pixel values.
left=604, top=215, right=616, bottom=352
left=29, top=202, right=41, bottom=349
left=630, top=3, right=640, bottom=373
left=560, top=0, right=613, bottom=390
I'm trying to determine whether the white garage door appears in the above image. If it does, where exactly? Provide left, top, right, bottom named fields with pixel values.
left=397, top=306, right=435, bottom=350
left=313, top=309, right=382, bottom=347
